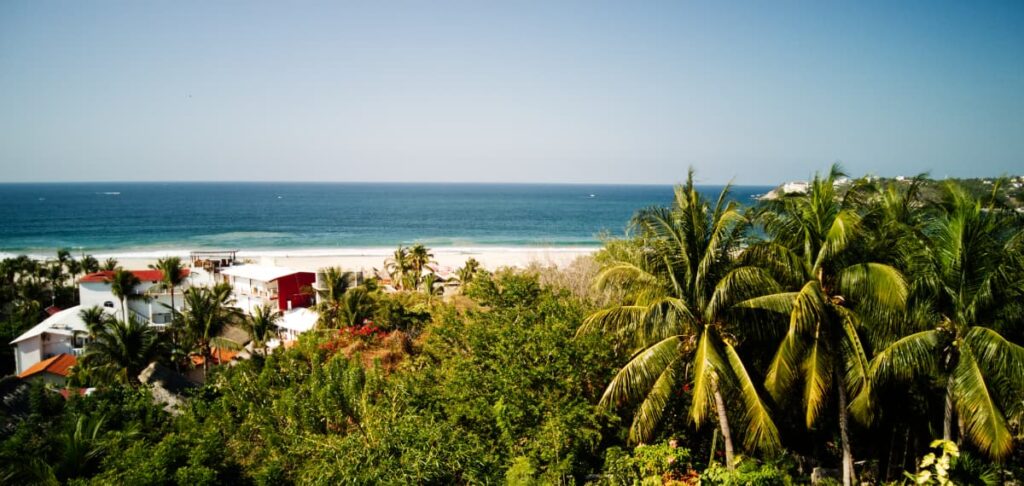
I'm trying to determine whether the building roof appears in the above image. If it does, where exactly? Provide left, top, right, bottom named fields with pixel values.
left=10, top=304, right=116, bottom=345
left=277, top=307, right=319, bottom=333
left=219, top=265, right=306, bottom=282
left=18, top=353, right=77, bottom=379
left=80, top=269, right=190, bottom=284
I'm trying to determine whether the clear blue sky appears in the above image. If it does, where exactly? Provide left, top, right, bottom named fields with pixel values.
left=1, top=1, right=1021, bottom=184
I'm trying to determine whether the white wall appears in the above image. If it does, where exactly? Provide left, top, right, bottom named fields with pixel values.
left=14, top=336, right=41, bottom=375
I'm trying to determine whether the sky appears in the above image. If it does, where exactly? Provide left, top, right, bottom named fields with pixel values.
left=1, top=1, right=1022, bottom=184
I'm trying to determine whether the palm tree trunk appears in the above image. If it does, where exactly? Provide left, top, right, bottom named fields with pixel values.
left=837, top=378, right=855, bottom=486
left=711, top=378, right=735, bottom=470
left=943, top=374, right=955, bottom=442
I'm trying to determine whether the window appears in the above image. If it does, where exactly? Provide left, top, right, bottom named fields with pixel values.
left=103, top=301, right=114, bottom=308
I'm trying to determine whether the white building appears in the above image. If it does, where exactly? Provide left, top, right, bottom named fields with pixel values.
left=218, top=265, right=315, bottom=314
left=10, top=306, right=117, bottom=375
left=10, top=269, right=190, bottom=376
left=79, top=269, right=192, bottom=326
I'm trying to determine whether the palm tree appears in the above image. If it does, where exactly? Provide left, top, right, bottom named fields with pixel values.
left=385, top=246, right=411, bottom=289
left=78, top=306, right=110, bottom=338
left=421, top=272, right=445, bottom=301
left=245, top=304, right=280, bottom=356
left=174, top=283, right=240, bottom=376
left=80, top=317, right=166, bottom=385
left=457, top=257, right=481, bottom=289
left=738, top=165, right=908, bottom=486
left=337, top=287, right=375, bottom=328
left=149, top=257, right=187, bottom=313
left=313, top=267, right=357, bottom=327
left=865, top=183, right=1024, bottom=460
left=408, top=244, right=434, bottom=286
left=580, top=171, right=780, bottom=468
left=106, top=269, right=141, bottom=322
left=101, top=258, right=118, bottom=271
left=80, top=255, right=100, bottom=274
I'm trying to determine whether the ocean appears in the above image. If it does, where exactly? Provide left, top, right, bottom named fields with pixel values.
left=0, top=183, right=773, bottom=257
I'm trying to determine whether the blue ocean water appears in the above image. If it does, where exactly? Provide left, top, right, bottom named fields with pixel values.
left=0, top=183, right=773, bottom=255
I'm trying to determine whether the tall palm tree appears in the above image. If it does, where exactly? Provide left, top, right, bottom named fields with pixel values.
left=421, top=272, right=445, bottom=301
left=580, top=171, right=780, bottom=468
left=80, top=255, right=100, bottom=274
left=739, top=165, right=908, bottom=486
left=149, top=257, right=187, bottom=313
left=457, top=257, right=481, bottom=289
left=408, top=244, right=434, bottom=286
left=313, top=267, right=356, bottom=328
left=80, top=317, right=166, bottom=385
left=865, top=183, right=1024, bottom=460
left=245, top=304, right=280, bottom=356
left=106, top=269, right=141, bottom=322
left=101, top=258, right=118, bottom=271
left=385, top=246, right=411, bottom=289
left=78, top=306, right=110, bottom=338
left=174, top=283, right=240, bottom=376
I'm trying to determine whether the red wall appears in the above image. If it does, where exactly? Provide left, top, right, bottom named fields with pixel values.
left=276, top=272, right=315, bottom=311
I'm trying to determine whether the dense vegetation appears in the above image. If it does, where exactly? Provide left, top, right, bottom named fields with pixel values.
left=1, top=167, right=1023, bottom=484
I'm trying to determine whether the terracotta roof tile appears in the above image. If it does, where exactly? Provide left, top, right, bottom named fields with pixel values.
left=18, top=353, right=77, bottom=379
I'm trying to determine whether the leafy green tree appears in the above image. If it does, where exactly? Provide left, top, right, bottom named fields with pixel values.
left=866, top=183, right=1024, bottom=460
left=739, top=165, right=908, bottom=486
left=409, top=244, right=435, bottom=284
left=581, top=171, right=780, bottom=469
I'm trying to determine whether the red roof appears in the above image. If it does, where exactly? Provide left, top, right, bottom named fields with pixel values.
left=44, top=305, right=63, bottom=316
left=80, top=269, right=190, bottom=284
left=19, top=353, right=77, bottom=379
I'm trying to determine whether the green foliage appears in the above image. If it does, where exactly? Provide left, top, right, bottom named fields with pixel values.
left=595, top=440, right=693, bottom=485
left=700, top=458, right=795, bottom=486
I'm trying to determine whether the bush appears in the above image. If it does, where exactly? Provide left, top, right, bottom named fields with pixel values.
left=700, top=457, right=795, bottom=486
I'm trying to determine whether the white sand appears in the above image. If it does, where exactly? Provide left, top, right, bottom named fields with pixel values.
left=106, top=247, right=598, bottom=275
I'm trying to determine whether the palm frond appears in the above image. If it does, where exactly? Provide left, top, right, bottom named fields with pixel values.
left=722, top=342, right=781, bottom=452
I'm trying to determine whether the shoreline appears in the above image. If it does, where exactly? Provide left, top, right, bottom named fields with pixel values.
left=3, top=245, right=601, bottom=273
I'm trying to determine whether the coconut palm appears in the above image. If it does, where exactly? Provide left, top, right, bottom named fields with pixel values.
left=101, top=258, right=118, bottom=271
left=245, top=304, right=280, bottom=356
left=457, top=257, right=481, bottom=288
left=149, top=257, right=187, bottom=313
left=106, top=269, right=141, bottom=322
left=385, top=246, right=411, bottom=289
left=80, top=317, right=166, bottom=385
left=80, top=255, right=100, bottom=274
left=738, top=165, right=908, bottom=486
left=421, top=272, right=445, bottom=301
left=865, top=183, right=1024, bottom=460
left=174, top=283, right=240, bottom=376
left=337, top=287, right=375, bottom=328
left=408, top=244, right=434, bottom=285
left=314, top=267, right=357, bottom=328
left=78, top=306, right=111, bottom=338
left=580, top=171, right=780, bottom=468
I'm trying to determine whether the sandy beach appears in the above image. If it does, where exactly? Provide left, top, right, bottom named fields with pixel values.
left=101, top=247, right=599, bottom=275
